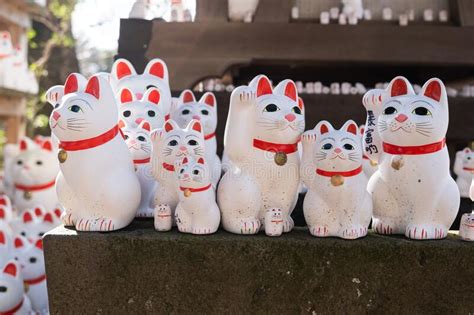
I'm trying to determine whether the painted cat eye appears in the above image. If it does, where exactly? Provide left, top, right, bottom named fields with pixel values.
left=343, top=144, right=354, bottom=150
left=188, top=140, right=198, bottom=146
left=147, top=110, right=156, bottom=117
left=168, top=140, right=178, bottom=146
left=182, top=109, right=190, bottom=115
left=0, top=286, right=7, bottom=292
left=54, top=103, right=60, bottom=109
left=20, top=232, right=26, bottom=236
left=322, top=143, right=333, bottom=150
left=16, top=160, right=23, bottom=165
left=193, top=170, right=200, bottom=175
left=123, top=110, right=131, bottom=117
left=180, top=168, right=185, bottom=174
left=69, top=105, right=82, bottom=113
left=412, top=107, right=431, bottom=116
left=383, top=106, right=397, bottom=115
left=29, top=257, right=37, bottom=263
left=201, top=109, right=209, bottom=115
left=36, top=160, right=43, bottom=165
left=292, top=106, right=302, bottom=114
left=264, top=104, right=279, bottom=112
left=137, top=136, right=146, bottom=141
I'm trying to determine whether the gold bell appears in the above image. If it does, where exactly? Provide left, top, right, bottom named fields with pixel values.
left=183, top=188, right=192, bottom=198
left=370, top=160, right=378, bottom=167
left=58, top=149, right=68, bottom=163
left=274, top=152, right=287, bottom=166
left=24, top=283, right=30, bottom=293
left=391, top=159, right=403, bottom=171
left=23, top=190, right=32, bottom=200
left=330, top=175, right=344, bottom=187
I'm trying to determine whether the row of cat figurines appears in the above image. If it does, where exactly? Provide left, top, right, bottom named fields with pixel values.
left=45, top=68, right=473, bottom=241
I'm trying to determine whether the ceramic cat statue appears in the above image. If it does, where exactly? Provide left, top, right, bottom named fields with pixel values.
left=301, top=120, right=372, bottom=239
left=0, top=31, right=13, bottom=88
left=110, top=58, right=172, bottom=119
left=151, top=119, right=205, bottom=231
left=118, top=87, right=166, bottom=130
left=174, top=156, right=220, bottom=234
left=0, top=231, right=13, bottom=266
left=459, top=211, right=474, bottom=241
left=10, top=209, right=57, bottom=242
left=362, top=76, right=459, bottom=240
left=120, top=119, right=156, bottom=218
left=342, top=0, right=364, bottom=20
left=0, top=260, right=33, bottom=315
left=170, top=90, right=221, bottom=187
left=217, top=75, right=305, bottom=235
left=454, top=147, right=474, bottom=198
left=11, top=137, right=59, bottom=213
left=228, top=0, right=259, bottom=22
left=50, top=73, right=141, bottom=232
left=359, top=125, right=378, bottom=178
left=0, top=195, right=12, bottom=223
left=13, top=237, right=48, bottom=314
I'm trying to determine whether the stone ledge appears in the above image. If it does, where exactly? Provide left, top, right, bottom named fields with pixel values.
left=44, top=220, right=474, bottom=314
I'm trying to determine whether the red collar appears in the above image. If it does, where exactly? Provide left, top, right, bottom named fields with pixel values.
left=1, top=298, right=23, bottom=315
left=253, top=139, right=298, bottom=154
left=464, top=167, right=474, bottom=172
left=24, top=274, right=46, bottom=285
left=180, top=183, right=212, bottom=193
left=316, top=165, right=363, bottom=177
left=134, top=157, right=150, bottom=164
left=383, top=138, right=445, bottom=155
left=204, top=132, right=216, bottom=141
left=59, top=125, right=119, bottom=151
left=162, top=162, right=175, bottom=171
left=15, top=180, right=55, bottom=192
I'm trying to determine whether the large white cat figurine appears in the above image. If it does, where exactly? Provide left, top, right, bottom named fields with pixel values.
left=50, top=73, right=141, bottom=232
left=151, top=119, right=205, bottom=231
left=301, top=120, right=372, bottom=239
left=174, top=156, right=220, bottom=234
left=362, top=76, right=459, bottom=240
left=11, top=138, right=59, bottom=213
left=0, top=260, right=32, bottom=315
left=170, top=90, right=221, bottom=187
left=13, top=237, right=48, bottom=314
left=110, top=58, right=172, bottom=118
left=121, top=119, right=156, bottom=218
left=217, top=75, right=305, bottom=235
left=118, top=87, right=166, bottom=130
left=454, top=147, right=474, bottom=198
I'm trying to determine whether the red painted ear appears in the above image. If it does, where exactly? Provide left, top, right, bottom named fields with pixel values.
left=3, top=262, right=17, bottom=277
left=197, top=157, right=205, bottom=164
left=190, top=120, right=202, bottom=133
left=359, top=126, right=365, bottom=135
left=0, top=208, right=4, bottom=219
left=14, top=237, right=24, bottom=248
left=164, top=121, right=174, bottom=132
left=256, top=76, right=272, bottom=97
left=118, top=120, right=126, bottom=129
left=85, top=76, right=100, bottom=99
left=35, top=239, right=43, bottom=250
left=54, top=208, right=62, bottom=218
left=23, top=212, right=33, bottom=223
left=148, top=61, right=165, bottom=79
left=423, top=80, right=441, bottom=102
left=34, top=207, right=43, bottom=217
left=20, top=139, right=28, bottom=151
left=141, top=122, right=151, bottom=132
left=390, top=78, right=408, bottom=97
left=203, top=93, right=215, bottom=107
left=284, top=82, right=297, bottom=102
left=182, top=90, right=195, bottom=103
left=346, top=123, right=358, bottom=135
left=182, top=157, right=188, bottom=164
left=0, top=197, right=6, bottom=205
left=320, top=124, right=329, bottom=135
left=0, top=231, right=4, bottom=244
left=147, top=89, right=160, bottom=105
left=298, top=97, right=304, bottom=110
left=115, top=61, right=133, bottom=80
left=120, top=88, right=133, bottom=103
left=44, top=213, right=54, bottom=223
left=64, top=74, right=79, bottom=95
left=42, top=140, right=53, bottom=152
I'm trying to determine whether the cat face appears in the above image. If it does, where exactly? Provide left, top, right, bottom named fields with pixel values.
left=0, top=32, right=12, bottom=58
left=118, top=87, right=165, bottom=130
left=11, top=210, right=56, bottom=242
left=120, top=120, right=152, bottom=161
left=175, top=156, right=210, bottom=188
left=460, top=148, right=474, bottom=170
left=312, top=120, right=362, bottom=171
left=156, top=119, right=205, bottom=165
left=13, top=237, right=45, bottom=281
left=0, top=261, right=23, bottom=311
left=11, top=138, right=58, bottom=186
left=377, top=77, right=448, bottom=146
left=50, top=73, right=118, bottom=141
left=248, top=75, right=305, bottom=144
left=111, top=58, right=172, bottom=115
left=170, top=90, right=217, bottom=135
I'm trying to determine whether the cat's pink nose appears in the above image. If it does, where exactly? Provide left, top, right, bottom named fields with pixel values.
left=285, top=114, right=296, bottom=122
left=135, top=92, right=143, bottom=99
left=395, top=114, right=408, bottom=123
left=179, top=146, right=187, bottom=152
left=334, top=148, right=342, bottom=154
left=192, top=115, right=200, bottom=120
left=52, top=111, right=61, bottom=121
left=183, top=173, right=190, bottom=179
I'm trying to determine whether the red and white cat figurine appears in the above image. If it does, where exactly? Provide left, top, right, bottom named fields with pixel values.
left=362, top=76, right=459, bottom=240
left=10, top=209, right=57, bottom=242
left=50, top=73, right=141, bottom=232
left=118, top=87, right=166, bottom=130
left=454, top=147, right=474, bottom=198
left=0, top=260, right=33, bottom=315
left=217, top=75, right=305, bottom=235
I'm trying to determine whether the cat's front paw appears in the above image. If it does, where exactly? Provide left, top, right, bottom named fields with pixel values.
left=309, top=225, right=329, bottom=237
left=239, top=218, right=261, bottom=235
left=406, top=224, right=447, bottom=240
left=283, top=216, right=294, bottom=233
left=192, top=226, right=216, bottom=235
left=61, top=211, right=75, bottom=227
left=341, top=225, right=367, bottom=240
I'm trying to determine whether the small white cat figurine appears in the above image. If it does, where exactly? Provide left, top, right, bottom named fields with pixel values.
left=151, top=119, right=205, bottom=231
left=342, top=0, right=363, bottom=20
left=11, top=137, right=59, bottom=213
left=170, top=90, right=221, bottom=187
left=0, top=260, right=33, bottom=315
left=217, top=75, right=305, bottom=235
left=174, top=156, right=220, bottom=234
left=118, top=87, right=166, bottom=130
left=10, top=209, right=57, bottom=242
left=0, top=31, right=13, bottom=88
left=454, top=147, right=474, bottom=198
left=121, top=119, right=157, bottom=218
left=50, top=73, right=141, bottom=232
left=110, top=58, right=172, bottom=118
left=362, top=76, right=459, bottom=240
left=301, top=120, right=372, bottom=239
left=13, top=237, right=48, bottom=314
left=359, top=125, right=378, bottom=178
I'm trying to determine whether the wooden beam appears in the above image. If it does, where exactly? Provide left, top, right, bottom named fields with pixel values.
left=4, top=115, right=25, bottom=144
left=451, top=0, right=474, bottom=26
